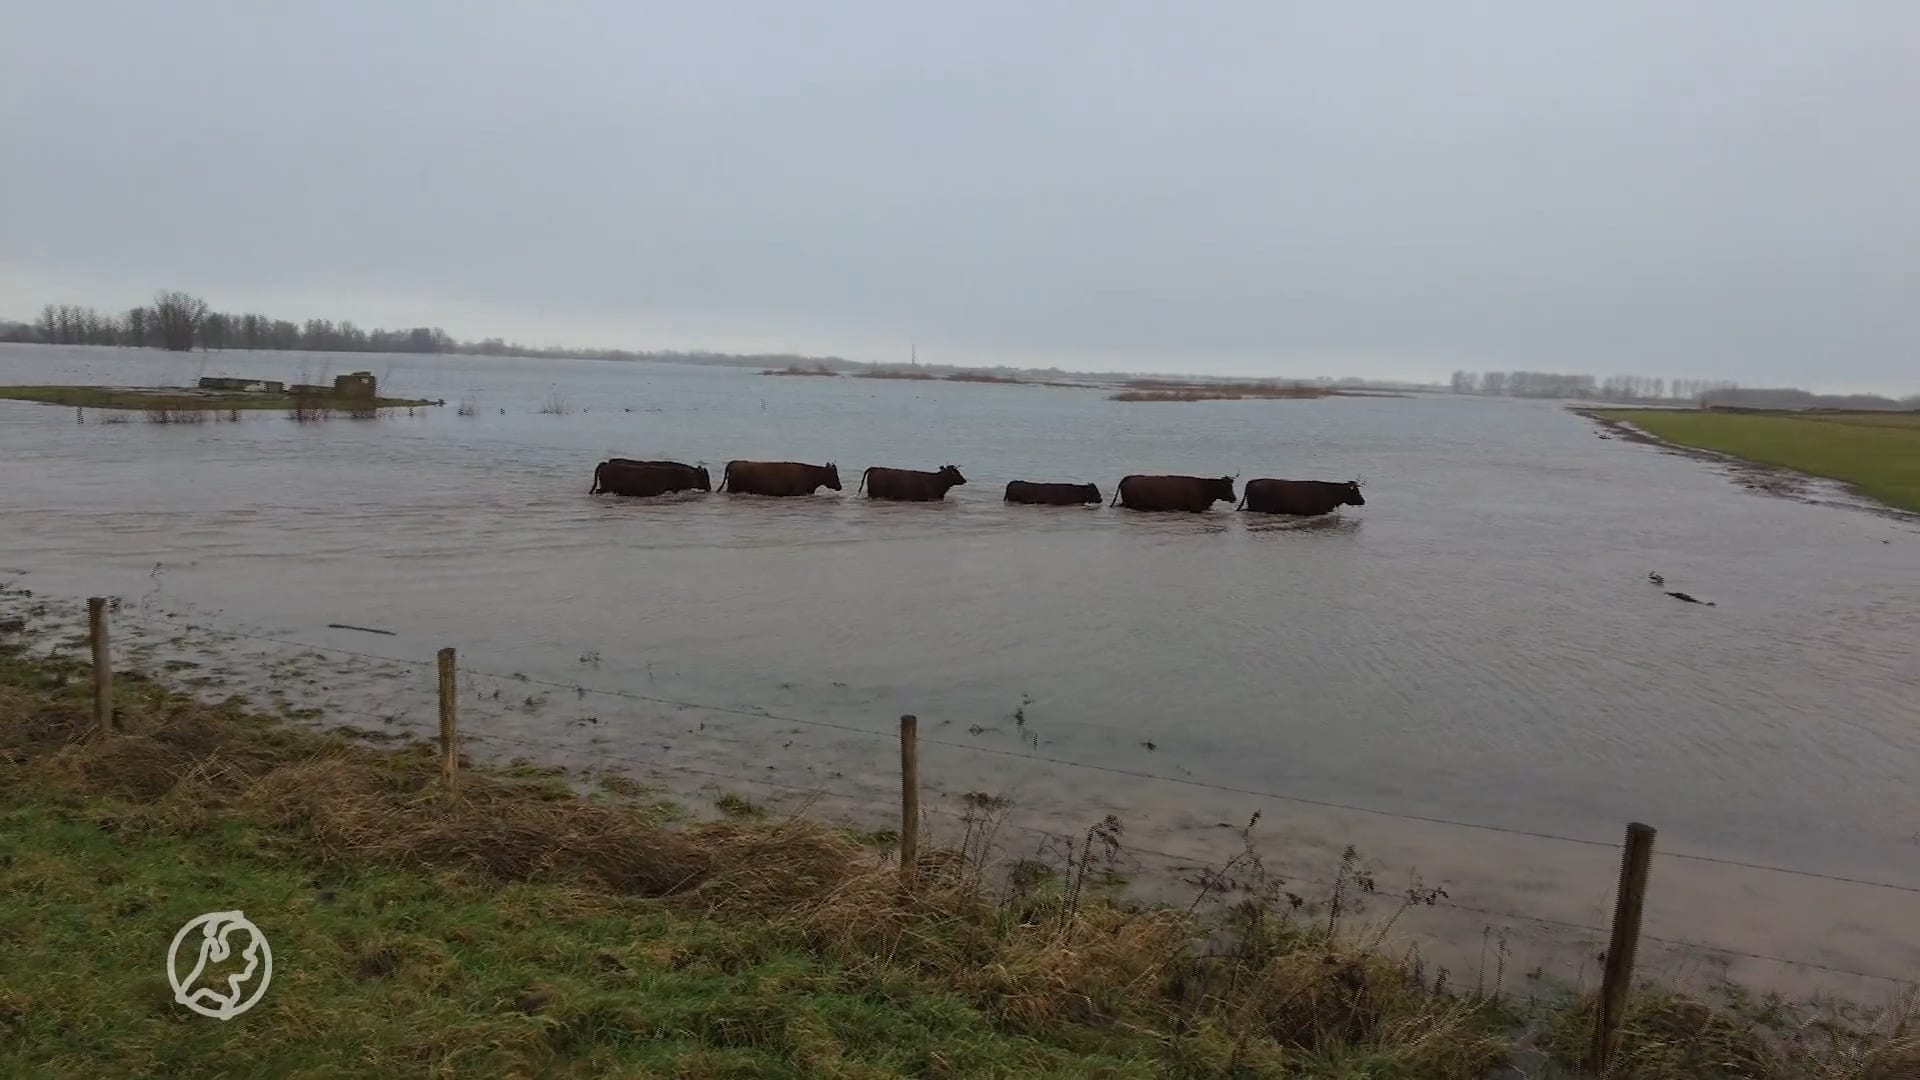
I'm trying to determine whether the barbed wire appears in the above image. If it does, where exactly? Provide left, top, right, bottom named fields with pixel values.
left=40, top=599, right=1920, bottom=899
left=63, top=636, right=1920, bottom=991
left=266, top=707, right=1920, bottom=989
left=114, top=609, right=434, bottom=670
left=1636, top=933, right=1918, bottom=987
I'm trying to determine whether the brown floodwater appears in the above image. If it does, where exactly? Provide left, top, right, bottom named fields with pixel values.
left=3, top=342, right=1916, bottom=999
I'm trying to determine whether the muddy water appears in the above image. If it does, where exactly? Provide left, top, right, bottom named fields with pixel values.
left=3, top=342, right=1917, bottom=998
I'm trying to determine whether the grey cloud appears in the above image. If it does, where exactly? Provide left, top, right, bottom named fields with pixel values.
left=3, top=2, right=1915, bottom=389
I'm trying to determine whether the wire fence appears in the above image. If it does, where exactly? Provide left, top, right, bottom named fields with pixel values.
left=9, top=590, right=1917, bottom=1000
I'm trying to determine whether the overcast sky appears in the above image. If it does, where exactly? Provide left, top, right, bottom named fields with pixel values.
left=3, top=3, right=1915, bottom=389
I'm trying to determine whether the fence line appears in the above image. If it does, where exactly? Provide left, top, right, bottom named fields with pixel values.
left=38, top=594, right=1920, bottom=998
left=24, top=583, right=1920, bottom=1059
left=283, top=704, right=1920, bottom=988
left=57, top=600, right=1920, bottom=899
left=1636, top=934, right=1917, bottom=987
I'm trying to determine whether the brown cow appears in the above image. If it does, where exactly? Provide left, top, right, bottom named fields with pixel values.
left=1004, top=480, right=1101, bottom=505
left=592, top=460, right=711, bottom=496
left=1111, top=474, right=1236, bottom=512
left=859, top=465, right=967, bottom=501
left=720, top=460, right=842, bottom=496
left=1237, top=479, right=1365, bottom=516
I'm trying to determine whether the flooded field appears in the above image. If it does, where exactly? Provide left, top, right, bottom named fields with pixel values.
left=3, top=342, right=1917, bottom=999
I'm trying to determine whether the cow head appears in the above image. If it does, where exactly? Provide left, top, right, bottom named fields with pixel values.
left=1209, top=476, right=1236, bottom=503
left=937, top=464, right=967, bottom=488
left=695, top=467, right=713, bottom=491
left=1083, top=483, right=1101, bottom=504
left=1345, top=480, right=1365, bottom=506
left=821, top=462, right=842, bottom=490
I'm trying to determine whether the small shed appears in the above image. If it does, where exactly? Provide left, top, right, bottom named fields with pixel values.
left=333, top=372, right=377, bottom=398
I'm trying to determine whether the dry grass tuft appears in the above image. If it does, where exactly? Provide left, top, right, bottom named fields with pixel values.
left=1545, top=988, right=1920, bottom=1079
left=0, top=646, right=1519, bottom=1076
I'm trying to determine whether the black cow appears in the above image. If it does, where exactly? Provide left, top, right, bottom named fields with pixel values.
left=1004, top=480, right=1101, bottom=505
left=592, top=459, right=710, bottom=496
left=1111, top=475, right=1236, bottom=512
left=720, top=460, right=842, bottom=496
left=1237, top=478, right=1365, bottom=516
left=859, top=465, right=967, bottom=501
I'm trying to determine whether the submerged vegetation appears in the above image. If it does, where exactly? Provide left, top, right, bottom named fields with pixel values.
left=857, top=368, right=939, bottom=381
left=0, top=385, right=437, bottom=413
left=1111, top=379, right=1346, bottom=402
left=1589, top=408, right=1920, bottom=513
left=1, top=606, right=1913, bottom=1077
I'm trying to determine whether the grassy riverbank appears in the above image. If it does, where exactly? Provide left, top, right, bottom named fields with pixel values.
left=0, top=385, right=439, bottom=411
left=1589, top=409, right=1920, bottom=513
left=0, top=623, right=1911, bottom=1077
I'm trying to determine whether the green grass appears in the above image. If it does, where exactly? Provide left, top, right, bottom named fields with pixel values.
left=0, top=385, right=437, bottom=411
left=0, top=801, right=1165, bottom=1078
left=1593, top=409, right=1920, bottom=512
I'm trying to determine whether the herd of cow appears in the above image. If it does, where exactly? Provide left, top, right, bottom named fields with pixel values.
left=590, top=458, right=1367, bottom=516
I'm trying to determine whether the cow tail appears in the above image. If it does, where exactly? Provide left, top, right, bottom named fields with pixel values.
left=858, top=468, right=870, bottom=495
left=1109, top=483, right=1120, bottom=507
left=590, top=463, right=602, bottom=495
left=718, top=463, right=731, bottom=492
left=1236, top=492, right=1246, bottom=511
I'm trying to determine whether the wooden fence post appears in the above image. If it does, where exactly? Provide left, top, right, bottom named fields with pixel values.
left=1591, top=821, right=1656, bottom=1074
left=87, top=597, right=112, bottom=736
left=437, top=647, right=458, bottom=789
left=899, top=714, right=919, bottom=884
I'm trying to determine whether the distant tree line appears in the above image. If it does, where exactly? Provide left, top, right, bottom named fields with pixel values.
left=1449, top=370, right=1740, bottom=402
left=1699, top=386, right=1920, bottom=411
left=1448, top=369, right=1917, bottom=410
left=7, top=290, right=855, bottom=369
left=18, top=292, right=454, bottom=355
left=13, top=293, right=1908, bottom=406
left=457, top=337, right=851, bottom=370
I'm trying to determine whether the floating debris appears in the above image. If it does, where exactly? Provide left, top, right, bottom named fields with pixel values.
left=327, top=623, right=397, bottom=636
left=1665, top=591, right=1715, bottom=606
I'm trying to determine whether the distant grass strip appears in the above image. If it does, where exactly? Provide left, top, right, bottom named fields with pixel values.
left=0, top=385, right=436, bottom=411
left=1594, top=409, right=1920, bottom=513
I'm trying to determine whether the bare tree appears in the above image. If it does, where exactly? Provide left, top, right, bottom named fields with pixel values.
left=151, top=291, right=208, bottom=351
left=200, top=312, right=230, bottom=351
left=124, top=307, right=150, bottom=348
